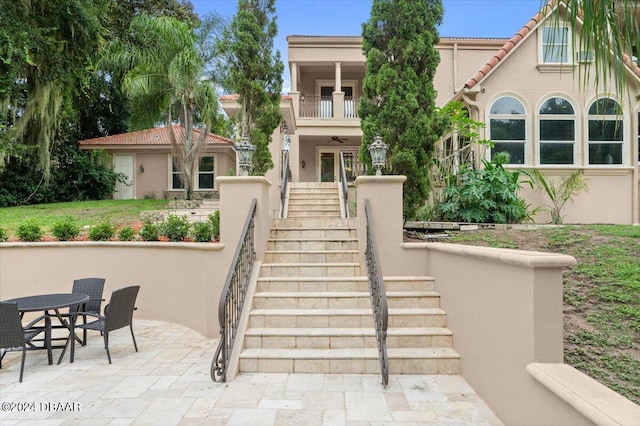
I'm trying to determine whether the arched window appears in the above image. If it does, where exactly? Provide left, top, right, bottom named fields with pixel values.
left=539, top=97, right=575, bottom=164
left=588, top=98, right=623, bottom=165
left=489, top=96, right=526, bottom=164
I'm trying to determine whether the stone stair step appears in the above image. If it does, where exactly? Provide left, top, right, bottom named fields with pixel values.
left=267, top=239, right=358, bottom=251
left=260, top=262, right=360, bottom=277
left=273, top=218, right=355, bottom=228
left=238, top=347, right=459, bottom=374
left=249, top=308, right=446, bottom=328
left=286, top=211, right=342, bottom=218
left=264, top=250, right=359, bottom=263
left=270, top=228, right=357, bottom=239
left=256, top=276, right=435, bottom=292
left=252, top=290, right=440, bottom=309
left=287, top=203, right=341, bottom=211
left=244, top=327, right=453, bottom=349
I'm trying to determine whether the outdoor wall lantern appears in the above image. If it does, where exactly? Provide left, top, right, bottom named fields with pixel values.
left=235, top=135, right=256, bottom=176
left=139, top=164, right=144, bottom=173
left=368, top=134, right=389, bottom=176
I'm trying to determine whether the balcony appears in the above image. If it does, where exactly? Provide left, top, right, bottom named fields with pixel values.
left=298, top=95, right=359, bottom=119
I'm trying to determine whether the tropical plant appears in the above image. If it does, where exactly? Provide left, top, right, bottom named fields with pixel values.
left=359, top=0, right=444, bottom=219
left=440, top=152, right=532, bottom=224
left=88, top=221, right=115, bottom=241
left=547, top=0, right=640, bottom=94
left=159, top=214, right=190, bottom=242
left=16, top=220, right=43, bottom=242
left=531, top=169, right=589, bottom=224
left=220, top=0, right=284, bottom=176
left=0, top=227, right=7, bottom=242
left=51, top=216, right=81, bottom=241
left=98, top=14, right=228, bottom=199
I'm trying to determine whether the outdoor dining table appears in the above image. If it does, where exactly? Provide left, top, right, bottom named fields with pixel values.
left=4, top=293, right=90, bottom=365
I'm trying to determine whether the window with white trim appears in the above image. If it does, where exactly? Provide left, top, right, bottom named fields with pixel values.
left=588, top=98, right=623, bottom=165
left=538, top=97, right=575, bottom=164
left=171, top=157, right=184, bottom=190
left=489, top=96, right=526, bottom=164
left=540, top=26, right=571, bottom=64
left=170, top=155, right=216, bottom=190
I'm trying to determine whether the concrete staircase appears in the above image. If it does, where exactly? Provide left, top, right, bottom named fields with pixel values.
left=238, top=182, right=460, bottom=375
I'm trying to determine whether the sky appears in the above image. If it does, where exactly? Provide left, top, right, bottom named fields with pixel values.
left=191, top=0, right=545, bottom=90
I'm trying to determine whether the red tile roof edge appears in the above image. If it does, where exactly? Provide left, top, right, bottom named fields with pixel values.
left=464, top=1, right=555, bottom=90
left=220, top=94, right=292, bottom=102
left=463, top=0, right=640, bottom=89
left=79, top=124, right=233, bottom=146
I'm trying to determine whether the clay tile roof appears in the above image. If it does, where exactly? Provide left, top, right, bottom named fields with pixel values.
left=79, top=125, right=233, bottom=146
left=464, top=0, right=640, bottom=89
left=219, top=94, right=292, bottom=102
left=465, top=1, right=555, bottom=89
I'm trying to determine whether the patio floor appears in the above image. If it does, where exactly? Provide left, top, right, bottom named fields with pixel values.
left=0, top=320, right=503, bottom=425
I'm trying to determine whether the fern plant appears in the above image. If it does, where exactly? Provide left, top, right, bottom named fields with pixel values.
left=531, top=169, right=589, bottom=224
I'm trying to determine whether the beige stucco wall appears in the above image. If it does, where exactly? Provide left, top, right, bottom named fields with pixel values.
left=0, top=243, right=225, bottom=338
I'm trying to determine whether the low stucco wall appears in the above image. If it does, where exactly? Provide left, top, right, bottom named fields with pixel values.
left=0, top=242, right=226, bottom=338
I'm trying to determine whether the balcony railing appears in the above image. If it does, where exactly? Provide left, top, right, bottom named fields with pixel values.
left=298, top=96, right=359, bottom=118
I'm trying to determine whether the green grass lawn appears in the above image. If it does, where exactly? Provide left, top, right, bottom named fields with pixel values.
left=0, top=199, right=170, bottom=238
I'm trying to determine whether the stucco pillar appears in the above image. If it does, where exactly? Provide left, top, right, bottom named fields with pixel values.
left=290, top=62, right=298, bottom=92
left=355, top=175, right=407, bottom=275
left=333, top=62, right=344, bottom=118
left=217, top=176, right=272, bottom=263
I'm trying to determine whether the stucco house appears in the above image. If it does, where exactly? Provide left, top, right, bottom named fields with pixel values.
left=84, top=1, right=640, bottom=224
left=79, top=125, right=236, bottom=200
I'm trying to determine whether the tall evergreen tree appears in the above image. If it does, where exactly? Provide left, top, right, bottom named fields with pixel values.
left=220, top=0, right=283, bottom=176
left=359, top=0, right=444, bottom=219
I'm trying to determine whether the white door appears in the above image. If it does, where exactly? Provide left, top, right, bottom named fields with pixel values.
left=113, top=155, right=134, bottom=199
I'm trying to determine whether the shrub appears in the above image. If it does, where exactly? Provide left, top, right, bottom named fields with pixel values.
left=17, top=220, right=43, bottom=242
left=118, top=225, right=136, bottom=241
left=209, top=211, right=220, bottom=240
left=51, top=216, right=81, bottom=241
left=0, top=227, right=7, bottom=242
left=139, top=220, right=159, bottom=241
left=191, top=221, right=212, bottom=242
left=88, top=221, right=115, bottom=241
left=159, top=214, right=190, bottom=242
left=439, top=152, right=531, bottom=224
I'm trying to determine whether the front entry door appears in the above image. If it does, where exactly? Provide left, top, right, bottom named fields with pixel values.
left=113, top=155, right=134, bottom=199
left=320, top=151, right=336, bottom=182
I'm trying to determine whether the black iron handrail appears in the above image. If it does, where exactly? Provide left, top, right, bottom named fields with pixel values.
left=280, top=149, right=291, bottom=218
left=339, top=152, right=349, bottom=218
left=211, top=198, right=257, bottom=382
left=364, top=198, right=389, bottom=386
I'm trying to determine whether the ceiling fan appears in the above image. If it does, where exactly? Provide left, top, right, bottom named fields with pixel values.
left=326, top=136, right=348, bottom=144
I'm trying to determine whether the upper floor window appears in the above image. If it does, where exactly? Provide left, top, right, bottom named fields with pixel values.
left=588, top=98, right=623, bottom=165
left=489, top=96, right=526, bottom=164
left=540, top=26, right=571, bottom=64
left=539, top=97, right=575, bottom=164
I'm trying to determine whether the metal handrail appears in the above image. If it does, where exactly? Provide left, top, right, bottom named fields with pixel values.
left=339, top=152, right=349, bottom=218
left=280, top=149, right=291, bottom=218
left=364, top=199, right=389, bottom=386
left=211, top=198, right=257, bottom=382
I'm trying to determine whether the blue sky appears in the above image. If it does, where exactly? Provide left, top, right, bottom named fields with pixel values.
left=191, top=0, right=544, bottom=89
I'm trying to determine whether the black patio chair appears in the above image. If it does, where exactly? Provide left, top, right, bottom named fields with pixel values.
left=70, top=277, right=106, bottom=345
left=72, top=285, right=140, bottom=364
left=0, top=302, right=45, bottom=382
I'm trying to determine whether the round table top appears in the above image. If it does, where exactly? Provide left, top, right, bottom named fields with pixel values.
left=5, top=293, right=90, bottom=312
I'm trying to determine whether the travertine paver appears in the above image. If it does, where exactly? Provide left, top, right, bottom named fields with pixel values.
left=0, top=320, right=503, bottom=425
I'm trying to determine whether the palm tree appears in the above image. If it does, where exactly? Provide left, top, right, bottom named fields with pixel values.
left=548, top=0, right=640, bottom=93
left=98, top=14, right=227, bottom=199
